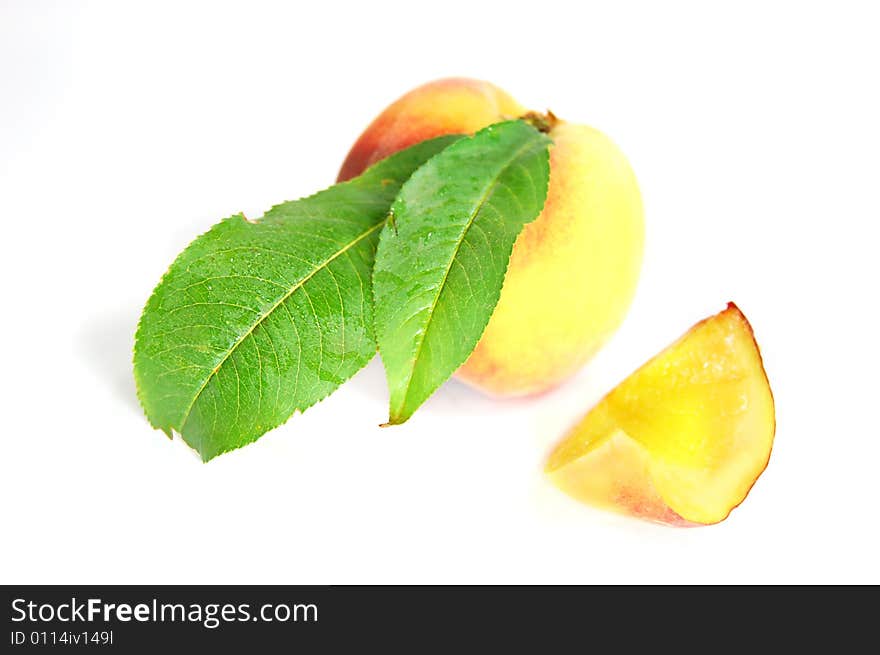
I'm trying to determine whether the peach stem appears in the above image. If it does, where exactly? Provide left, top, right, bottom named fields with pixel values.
left=519, top=110, right=559, bottom=133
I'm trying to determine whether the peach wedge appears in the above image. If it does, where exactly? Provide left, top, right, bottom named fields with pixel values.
left=545, top=303, right=775, bottom=526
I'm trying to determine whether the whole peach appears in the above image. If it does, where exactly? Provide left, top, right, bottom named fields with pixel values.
left=339, top=78, right=644, bottom=396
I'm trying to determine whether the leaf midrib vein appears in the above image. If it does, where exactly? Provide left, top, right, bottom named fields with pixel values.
left=177, top=219, right=386, bottom=432
left=396, top=136, right=543, bottom=415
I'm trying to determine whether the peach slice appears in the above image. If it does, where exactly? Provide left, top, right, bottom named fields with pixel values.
left=545, top=303, right=775, bottom=526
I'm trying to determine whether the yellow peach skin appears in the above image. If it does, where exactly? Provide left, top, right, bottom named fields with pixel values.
left=546, top=303, right=776, bottom=526
left=338, top=78, right=644, bottom=396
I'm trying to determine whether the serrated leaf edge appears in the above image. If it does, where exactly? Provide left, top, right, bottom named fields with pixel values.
left=379, top=123, right=552, bottom=424
left=133, top=134, right=466, bottom=459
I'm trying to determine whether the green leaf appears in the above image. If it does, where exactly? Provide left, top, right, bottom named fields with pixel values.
left=134, top=135, right=462, bottom=460
left=373, top=121, right=552, bottom=425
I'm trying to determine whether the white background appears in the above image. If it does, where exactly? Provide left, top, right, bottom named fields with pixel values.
left=2, top=0, right=878, bottom=584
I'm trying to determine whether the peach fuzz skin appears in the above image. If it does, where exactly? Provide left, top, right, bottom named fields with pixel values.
left=338, top=79, right=524, bottom=183
left=338, top=78, right=644, bottom=396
